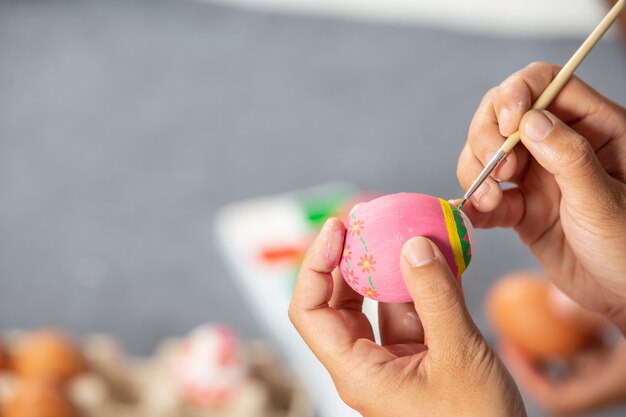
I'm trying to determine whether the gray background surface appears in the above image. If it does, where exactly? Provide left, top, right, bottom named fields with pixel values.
left=1, top=0, right=625, bottom=415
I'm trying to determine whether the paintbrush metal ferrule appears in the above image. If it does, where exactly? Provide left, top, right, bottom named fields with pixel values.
left=462, top=149, right=507, bottom=204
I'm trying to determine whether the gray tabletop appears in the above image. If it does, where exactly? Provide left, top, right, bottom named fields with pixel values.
left=1, top=0, right=625, bottom=415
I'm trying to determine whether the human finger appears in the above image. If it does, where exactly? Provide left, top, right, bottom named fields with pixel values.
left=400, top=237, right=479, bottom=356
left=378, top=302, right=424, bottom=346
left=466, top=89, right=522, bottom=183
left=289, top=218, right=357, bottom=364
left=520, top=110, right=618, bottom=216
left=450, top=187, right=525, bottom=229
left=457, top=142, right=504, bottom=211
left=330, top=268, right=364, bottom=312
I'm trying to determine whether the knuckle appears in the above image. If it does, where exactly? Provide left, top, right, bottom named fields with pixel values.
left=334, top=380, right=360, bottom=410
left=469, top=88, right=497, bottom=131
left=444, top=326, right=487, bottom=371
left=462, top=335, right=492, bottom=371
left=474, top=87, right=498, bottom=113
left=498, top=76, right=529, bottom=107
left=500, top=72, right=522, bottom=90
left=468, top=120, right=497, bottom=154
left=300, top=250, right=313, bottom=267
left=333, top=361, right=381, bottom=413
left=456, top=162, right=464, bottom=184
left=287, top=302, right=299, bottom=325
left=551, top=127, right=593, bottom=170
left=337, top=386, right=387, bottom=417
left=525, top=60, right=552, bottom=73
left=336, top=381, right=372, bottom=413
left=481, top=87, right=499, bottom=106
left=456, top=147, right=472, bottom=183
left=413, top=271, right=462, bottom=315
left=502, top=191, right=525, bottom=227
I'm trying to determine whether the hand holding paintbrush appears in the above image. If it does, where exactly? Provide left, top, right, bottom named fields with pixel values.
left=459, top=0, right=625, bottom=209
left=456, top=17, right=626, bottom=335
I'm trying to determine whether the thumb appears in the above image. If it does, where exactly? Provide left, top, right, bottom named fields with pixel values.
left=400, top=237, right=477, bottom=353
left=520, top=109, right=614, bottom=210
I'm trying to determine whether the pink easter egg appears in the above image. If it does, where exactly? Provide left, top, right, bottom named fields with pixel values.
left=339, top=193, right=474, bottom=303
left=172, top=325, right=247, bottom=408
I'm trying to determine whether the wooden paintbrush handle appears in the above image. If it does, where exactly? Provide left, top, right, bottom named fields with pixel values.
left=499, top=0, right=625, bottom=154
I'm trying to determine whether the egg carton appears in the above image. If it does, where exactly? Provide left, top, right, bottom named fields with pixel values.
left=1, top=334, right=312, bottom=417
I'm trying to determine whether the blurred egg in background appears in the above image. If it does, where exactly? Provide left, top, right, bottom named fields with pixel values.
left=486, top=272, right=607, bottom=361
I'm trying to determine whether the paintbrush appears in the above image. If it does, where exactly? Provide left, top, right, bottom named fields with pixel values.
left=459, top=0, right=625, bottom=210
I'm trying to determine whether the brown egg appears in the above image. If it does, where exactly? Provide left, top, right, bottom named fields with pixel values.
left=0, top=338, right=9, bottom=370
left=486, top=272, right=600, bottom=360
left=12, top=330, right=85, bottom=384
left=3, top=379, right=76, bottom=417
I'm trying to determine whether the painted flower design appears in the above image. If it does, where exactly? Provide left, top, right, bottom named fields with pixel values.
left=358, top=254, right=376, bottom=273
left=342, top=245, right=352, bottom=262
left=342, top=268, right=359, bottom=286
left=362, top=286, right=379, bottom=299
left=349, top=219, right=365, bottom=236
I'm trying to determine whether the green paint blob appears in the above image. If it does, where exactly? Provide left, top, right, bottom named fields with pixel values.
left=299, top=191, right=354, bottom=228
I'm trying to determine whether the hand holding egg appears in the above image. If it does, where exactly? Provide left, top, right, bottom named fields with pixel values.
left=289, top=216, right=525, bottom=417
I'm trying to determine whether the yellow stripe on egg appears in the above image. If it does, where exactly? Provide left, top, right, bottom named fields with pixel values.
left=439, top=199, right=465, bottom=278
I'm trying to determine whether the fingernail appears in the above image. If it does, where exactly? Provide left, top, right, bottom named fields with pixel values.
left=498, top=108, right=513, bottom=135
left=322, top=217, right=341, bottom=232
left=523, top=111, right=552, bottom=141
left=486, top=150, right=509, bottom=168
left=319, top=218, right=344, bottom=265
left=486, top=151, right=508, bottom=182
left=402, top=237, right=436, bottom=267
left=472, top=181, right=491, bottom=203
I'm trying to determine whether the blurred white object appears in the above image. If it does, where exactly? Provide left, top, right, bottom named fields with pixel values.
left=172, top=325, right=247, bottom=408
left=214, top=184, right=373, bottom=417
left=199, top=0, right=606, bottom=37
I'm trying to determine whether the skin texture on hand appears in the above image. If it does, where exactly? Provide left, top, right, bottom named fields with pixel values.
left=501, top=339, right=626, bottom=415
left=456, top=62, right=626, bottom=334
left=288, top=218, right=526, bottom=417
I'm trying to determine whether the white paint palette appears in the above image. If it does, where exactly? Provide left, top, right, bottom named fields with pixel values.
left=214, top=183, right=379, bottom=417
